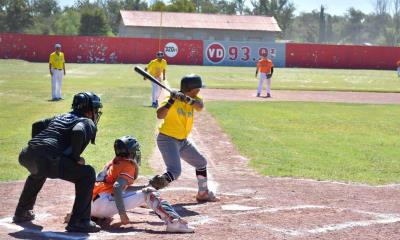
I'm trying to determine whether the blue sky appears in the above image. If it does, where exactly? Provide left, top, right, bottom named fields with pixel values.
left=58, top=0, right=375, bottom=16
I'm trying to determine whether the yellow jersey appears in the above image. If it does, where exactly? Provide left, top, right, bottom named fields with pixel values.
left=147, top=59, right=167, bottom=78
left=159, top=95, right=202, bottom=140
left=49, top=51, right=65, bottom=69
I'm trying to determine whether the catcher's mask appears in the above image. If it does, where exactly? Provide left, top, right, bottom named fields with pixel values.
left=180, top=74, right=203, bottom=93
left=156, top=51, right=164, bottom=58
left=114, top=136, right=141, bottom=166
left=72, top=92, right=103, bottom=126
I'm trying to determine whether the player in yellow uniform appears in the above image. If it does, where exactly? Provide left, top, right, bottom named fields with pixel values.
left=255, top=54, right=274, bottom=98
left=145, top=51, right=167, bottom=108
left=148, top=74, right=219, bottom=202
left=49, top=43, right=66, bottom=101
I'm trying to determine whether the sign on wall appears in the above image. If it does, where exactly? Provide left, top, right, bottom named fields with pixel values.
left=203, top=41, right=286, bottom=67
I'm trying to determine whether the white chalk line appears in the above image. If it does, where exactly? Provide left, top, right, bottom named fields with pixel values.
left=230, top=204, right=400, bottom=237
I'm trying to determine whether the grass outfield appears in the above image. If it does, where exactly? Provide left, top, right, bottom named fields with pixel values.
left=0, top=59, right=399, bottom=183
left=165, top=65, right=400, bottom=92
left=0, top=60, right=158, bottom=180
left=206, top=101, right=400, bottom=185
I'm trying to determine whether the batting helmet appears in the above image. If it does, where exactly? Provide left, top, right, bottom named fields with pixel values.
left=72, top=92, right=103, bottom=124
left=114, top=136, right=141, bottom=165
left=180, top=74, right=203, bottom=92
left=156, top=51, right=164, bottom=58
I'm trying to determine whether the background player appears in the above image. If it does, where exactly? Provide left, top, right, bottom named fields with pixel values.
left=144, top=51, right=167, bottom=108
left=255, top=53, right=274, bottom=98
left=148, top=74, right=219, bottom=203
left=90, top=136, right=194, bottom=233
left=49, top=43, right=66, bottom=101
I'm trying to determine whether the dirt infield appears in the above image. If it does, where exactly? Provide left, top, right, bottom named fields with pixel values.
left=0, top=90, right=399, bottom=240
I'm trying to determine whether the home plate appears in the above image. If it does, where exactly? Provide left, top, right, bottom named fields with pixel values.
left=222, top=204, right=260, bottom=211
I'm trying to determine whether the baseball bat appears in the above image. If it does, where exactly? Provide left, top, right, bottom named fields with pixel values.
left=134, top=66, right=172, bottom=93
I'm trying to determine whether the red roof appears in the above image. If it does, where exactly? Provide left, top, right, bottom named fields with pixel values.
left=120, top=10, right=281, bottom=32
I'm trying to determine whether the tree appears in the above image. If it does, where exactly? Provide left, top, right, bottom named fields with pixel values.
left=217, top=0, right=236, bottom=14
left=250, top=0, right=295, bottom=36
left=54, top=8, right=81, bottom=35
left=318, top=5, right=326, bottom=42
left=4, top=0, right=32, bottom=33
left=0, top=0, right=7, bottom=32
left=342, top=8, right=365, bottom=44
left=31, top=0, right=59, bottom=18
left=235, top=0, right=245, bottom=15
left=167, top=0, right=196, bottom=12
left=79, top=5, right=111, bottom=36
left=150, top=0, right=167, bottom=11
left=392, top=0, right=400, bottom=45
left=123, top=0, right=148, bottom=10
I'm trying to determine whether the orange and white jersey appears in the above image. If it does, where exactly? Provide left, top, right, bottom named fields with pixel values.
left=257, top=58, right=273, bottom=74
left=92, top=157, right=136, bottom=199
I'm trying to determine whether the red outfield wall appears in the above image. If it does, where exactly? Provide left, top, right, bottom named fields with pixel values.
left=286, top=43, right=400, bottom=70
left=0, top=33, right=203, bottom=65
left=1, top=33, right=400, bottom=69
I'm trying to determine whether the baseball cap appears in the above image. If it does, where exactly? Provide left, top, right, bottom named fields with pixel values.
left=55, top=43, right=62, bottom=49
left=156, top=51, right=164, bottom=58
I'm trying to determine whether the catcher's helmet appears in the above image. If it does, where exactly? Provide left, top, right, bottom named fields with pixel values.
left=180, top=74, right=203, bottom=92
left=114, top=136, right=141, bottom=165
left=156, top=51, right=164, bottom=58
left=72, top=92, right=103, bottom=125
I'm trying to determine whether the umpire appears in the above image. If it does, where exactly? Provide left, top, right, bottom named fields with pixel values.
left=13, top=92, right=103, bottom=233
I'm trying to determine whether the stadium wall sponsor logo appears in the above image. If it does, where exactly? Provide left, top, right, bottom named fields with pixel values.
left=164, top=42, right=178, bottom=58
left=206, top=42, right=225, bottom=64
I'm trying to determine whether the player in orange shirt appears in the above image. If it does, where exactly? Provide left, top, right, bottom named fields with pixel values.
left=255, top=54, right=274, bottom=97
left=397, top=60, right=400, bottom=77
left=89, top=136, right=194, bottom=233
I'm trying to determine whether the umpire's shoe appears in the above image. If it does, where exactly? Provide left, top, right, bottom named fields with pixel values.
left=13, top=210, right=35, bottom=223
left=66, top=220, right=101, bottom=233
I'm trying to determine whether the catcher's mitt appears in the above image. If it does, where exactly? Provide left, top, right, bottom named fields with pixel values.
left=149, top=174, right=170, bottom=190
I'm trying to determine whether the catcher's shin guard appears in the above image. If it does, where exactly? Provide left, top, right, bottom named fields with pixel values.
left=143, top=190, right=179, bottom=222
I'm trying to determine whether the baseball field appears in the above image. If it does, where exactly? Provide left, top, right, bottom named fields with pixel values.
left=1, top=59, right=400, bottom=239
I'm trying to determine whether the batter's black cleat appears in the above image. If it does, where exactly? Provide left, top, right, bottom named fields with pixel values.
left=66, top=220, right=101, bottom=233
left=266, top=93, right=271, bottom=98
left=13, top=210, right=35, bottom=223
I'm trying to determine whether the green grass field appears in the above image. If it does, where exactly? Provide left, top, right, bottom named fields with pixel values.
left=1, top=60, right=399, bottom=184
left=206, top=102, right=400, bottom=185
left=166, top=65, right=400, bottom=92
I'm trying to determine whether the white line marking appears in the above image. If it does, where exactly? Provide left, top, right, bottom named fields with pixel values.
left=189, top=215, right=218, bottom=226
left=222, top=204, right=260, bottom=211
left=234, top=205, right=400, bottom=237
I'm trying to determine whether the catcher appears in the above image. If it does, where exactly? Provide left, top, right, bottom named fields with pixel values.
left=149, top=74, right=219, bottom=202
left=89, top=136, right=194, bottom=233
